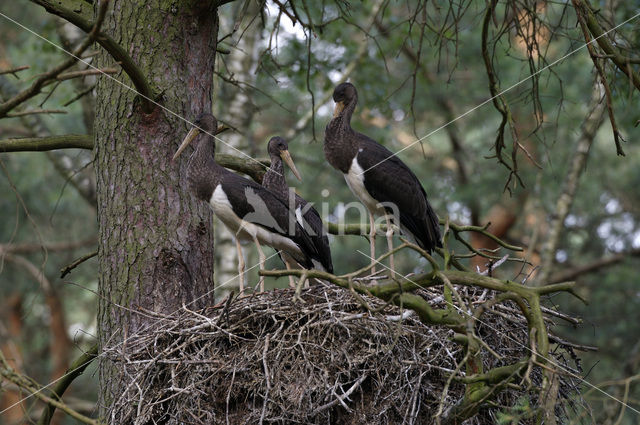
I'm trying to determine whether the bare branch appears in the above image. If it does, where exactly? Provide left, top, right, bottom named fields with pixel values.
left=326, top=220, right=522, bottom=252
left=62, top=83, right=96, bottom=107
left=0, top=351, right=100, bottom=425
left=36, top=344, right=99, bottom=425
left=1, top=251, right=53, bottom=292
left=573, top=0, right=627, bottom=156
left=28, top=0, right=155, bottom=112
left=6, top=109, right=67, bottom=118
left=548, top=249, right=640, bottom=284
left=60, top=250, right=98, bottom=278
left=0, top=66, right=30, bottom=77
left=0, top=0, right=109, bottom=118
left=572, top=0, right=640, bottom=91
left=51, top=67, right=118, bottom=83
left=0, top=133, right=269, bottom=182
left=0, top=135, right=93, bottom=152
left=481, top=0, right=524, bottom=190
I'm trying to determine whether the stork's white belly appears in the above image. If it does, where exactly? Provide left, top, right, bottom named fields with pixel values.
left=209, top=185, right=303, bottom=257
left=344, top=154, right=384, bottom=214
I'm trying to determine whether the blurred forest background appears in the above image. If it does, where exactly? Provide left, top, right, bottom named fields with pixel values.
left=1, top=0, right=640, bottom=423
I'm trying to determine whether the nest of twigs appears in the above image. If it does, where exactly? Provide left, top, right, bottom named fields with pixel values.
left=104, top=283, right=583, bottom=424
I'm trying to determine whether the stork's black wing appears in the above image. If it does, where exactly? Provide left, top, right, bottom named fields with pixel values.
left=355, top=133, right=442, bottom=252
left=295, top=194, right=333, bottom=273
left=219, top=173, right=319, bottom=267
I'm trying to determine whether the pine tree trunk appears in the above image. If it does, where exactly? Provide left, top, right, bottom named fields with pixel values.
left=94, top=1, right=219, bottom=417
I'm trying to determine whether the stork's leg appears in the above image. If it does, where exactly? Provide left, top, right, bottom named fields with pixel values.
left=384, top=214, right=396, bottom=275
left=368, top=211, right=377, bottom=274
left=284, top=258, right=296, bottom=289
left=253, top=237, right=267, bottom=292
left=235, top=238, right=245, bottom=294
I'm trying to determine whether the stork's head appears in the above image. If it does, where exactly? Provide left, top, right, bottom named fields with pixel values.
left=332, top=82, right=357, bottom=118
left=172, top=113, right=218, bottom=161
left=267, top=136, right=302, bottom=181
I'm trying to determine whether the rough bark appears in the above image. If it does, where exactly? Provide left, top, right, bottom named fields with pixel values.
left=94, top=0, right=219, bottom=417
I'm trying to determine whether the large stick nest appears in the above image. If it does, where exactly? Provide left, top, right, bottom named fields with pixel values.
left=104, top=284, right=583, bottom=424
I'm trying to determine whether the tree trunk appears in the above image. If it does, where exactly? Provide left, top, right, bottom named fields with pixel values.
left=214, top=1, right=263, bottom=297
left=94, top=0, right=219, bottom=417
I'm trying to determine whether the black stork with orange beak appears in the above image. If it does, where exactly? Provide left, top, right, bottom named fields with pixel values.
left=324, top=83, right=441, bottom=273
left=173, top=113, right=320, bottom=292
left=262, top=136, right=333, bottom=288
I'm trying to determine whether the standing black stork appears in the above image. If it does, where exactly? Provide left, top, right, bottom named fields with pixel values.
left=262, top=136, right=333, bottom=287
left=324, top=82, right=441, bottom=273
left=172, top=113, right=320, bottom=292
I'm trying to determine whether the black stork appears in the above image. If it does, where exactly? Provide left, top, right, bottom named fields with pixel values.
left=172, top=113, right=320, bottom=292
left=262, top=136, right=333, bottom=287
left=324, top=82, right=442, bottom=273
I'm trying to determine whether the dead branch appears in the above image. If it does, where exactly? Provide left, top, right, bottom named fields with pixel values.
left=572, top=0, right=640, bottom=91
left=548, top=248, right=640, bottom=284
left=102, top=284, right=581, bottom=424
left=28, top=0, right=155, bottom=112
left=6, top=109, right=67, bottom=117
left=0, top=133, right=270, bottom=182
left=0, top=66, right=30, bottom=77
left=0, top=135, right=93, bottom=152
left=60, top=250, right=98, bottom=278
left=0, top=0, right=109, bottom=118
left=0, top=351, right=99, bottom=425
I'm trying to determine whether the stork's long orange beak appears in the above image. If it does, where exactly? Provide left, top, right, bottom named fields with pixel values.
left=172, top=127, right=200, bottom=161
left=333, top=100, right=345, bottom=118
left=280, top=150, right=302, bottom=182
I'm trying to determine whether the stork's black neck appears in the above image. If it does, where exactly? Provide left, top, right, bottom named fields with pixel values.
left=324, top=95, right=359, bottom=173
left=262, top=155, right=288, bottom=200
left=187, top=133, right=224, bottom=201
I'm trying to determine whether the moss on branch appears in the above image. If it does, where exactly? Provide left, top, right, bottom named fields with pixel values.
left=0, top=135, right=93, bottom=152
left=326, top=221, right=522, bottom=252
left=37, top=344, right=99, bottom=425
left=573, top=0, right=640, bottom=91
